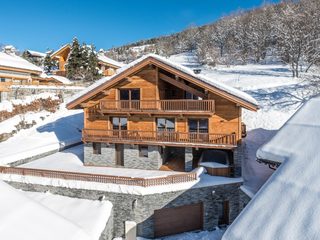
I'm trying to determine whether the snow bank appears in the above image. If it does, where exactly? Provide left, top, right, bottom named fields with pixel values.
left=0, top=104, right=83, bottom=165
left=223, top=96, right=320, bottom=240
left=0, top=92, right=59, bottom=112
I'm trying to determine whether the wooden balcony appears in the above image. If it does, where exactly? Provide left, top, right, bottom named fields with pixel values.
left=98, top=100, right=215, bottom=115
left=82, top=129, right=237, bottom=149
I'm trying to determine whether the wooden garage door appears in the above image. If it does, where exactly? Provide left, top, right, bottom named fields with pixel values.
left=154, top=202, right=203, bottom=238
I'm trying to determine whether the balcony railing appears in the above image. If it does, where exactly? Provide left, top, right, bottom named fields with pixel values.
left=99, top=100, right=215, bottom=113
left=82, top=129, right=237, bottom=148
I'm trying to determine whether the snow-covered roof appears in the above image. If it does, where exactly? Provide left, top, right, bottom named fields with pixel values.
left=97, top=54, right=124, bottom=68
left=67, top=54, right=258, bottom=110
left=0, top=180, right=92, bottom=240
left=51, top=44, right=71, bottom=58
left=0, top=52, right=42, bottom=73
left=51, top=75, right=72, bottom=85
left=223, top=96, right=320, bottom=240
left=26, top=50, right=46, bottom=58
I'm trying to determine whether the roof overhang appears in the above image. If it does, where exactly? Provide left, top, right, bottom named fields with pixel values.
left=51, top=44, right=71, bottom=59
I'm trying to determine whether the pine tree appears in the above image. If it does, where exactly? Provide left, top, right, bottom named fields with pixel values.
left=43, top=53, right=55, bottom=73
left=85, top=45, right=101, bottom=82
left=66, top=37, right=84, bottom=80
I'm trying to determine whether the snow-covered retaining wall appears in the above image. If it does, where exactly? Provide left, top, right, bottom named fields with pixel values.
left=5, top=180, right=244, bottom=239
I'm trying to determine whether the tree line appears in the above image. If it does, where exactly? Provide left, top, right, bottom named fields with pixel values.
left=107, top=0, right=320, bottom=78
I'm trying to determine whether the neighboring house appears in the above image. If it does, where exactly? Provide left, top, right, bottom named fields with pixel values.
left=223, top=96, right=320, bottom=240
left=0, top=46, right=43, bottom=101
left=97, top=53, right=124, bottom=76
left=0, top=46, right=71, bottom=102
left=67, top=54, right=258, bottom=173
left=51, top=44, right=123, bottom=77
left=23, top=49, right=46, bottom=65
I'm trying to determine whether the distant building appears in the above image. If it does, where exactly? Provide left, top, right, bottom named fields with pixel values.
left=23, top=50, right=46, bottom=66
left=0, top=46, right=69, bottom=102
left=50, top=44, right=123, bottom=77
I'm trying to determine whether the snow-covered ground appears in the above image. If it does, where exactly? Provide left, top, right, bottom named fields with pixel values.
left=0, top=179, right=111, bottom=240
left=0, top=103, right=83, bottom=165
left=20, top=144, right=182, bottom=178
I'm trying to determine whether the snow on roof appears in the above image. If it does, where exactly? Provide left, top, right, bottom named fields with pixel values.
left=223, top=96, right=320, bottom=240
left=97, top=54, right=124, bottom=68
left=51, top=44, right=70, bottom=57
left=51, top=75, right=72, bottom=85
left=0, top=180, right=92, bottom=240
left=25, top=191, right=113, bottom=240
left=0, top=52, right=42, bottom=72
left=67, top=54, right=258, bottom=109
left=26, top=50, right=46, bottom=58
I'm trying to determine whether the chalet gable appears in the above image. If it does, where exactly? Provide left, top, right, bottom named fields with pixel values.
left=66, top=54, right=259, bottom=111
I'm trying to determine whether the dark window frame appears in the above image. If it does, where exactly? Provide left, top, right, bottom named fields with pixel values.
left=157, top=118, right=175, bottom=132
left=188, top=119, right=208, bottom=133
left=112, top=117, right=128, bottom=130
left=92, top=142, right=101, bottom=155
left=139, top=145, right=148, bottom=158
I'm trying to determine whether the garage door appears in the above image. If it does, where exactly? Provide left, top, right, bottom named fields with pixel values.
left=154, top=202, right=203, bottom=238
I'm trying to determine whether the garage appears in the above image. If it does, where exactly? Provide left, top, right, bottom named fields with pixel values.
left=154, top=202, right=203, bottom=238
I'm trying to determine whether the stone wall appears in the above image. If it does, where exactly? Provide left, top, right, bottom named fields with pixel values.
left=124, top=145, right=162, bottom=170
left=84, top=143, right=116, bottom=166
left=185, top=147, right=193, bottom=172
left=84, top=143, right=163, bottom=170
left=7, top=181, right=244, bottom=239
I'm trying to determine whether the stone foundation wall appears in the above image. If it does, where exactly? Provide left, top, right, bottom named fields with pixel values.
left=84, top=143, right=163, bottom=170
left=124, top=145, right=162, bottom=170
left=7, top=181, right=244, bottom=239
left=84, top=143, right=116, bottom=166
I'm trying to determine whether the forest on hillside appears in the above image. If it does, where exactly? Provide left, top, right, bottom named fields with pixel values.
left=106, top=0, right=320, bottom=77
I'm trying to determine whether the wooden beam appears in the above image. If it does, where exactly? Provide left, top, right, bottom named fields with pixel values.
left=159, top=73, right=206, bottom=99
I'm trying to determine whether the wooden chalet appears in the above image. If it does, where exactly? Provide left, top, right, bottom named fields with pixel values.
left=67, top=54, right=258, bottom=173
left=51, top=44, right=123, bottom=77
left=50, top=44, right=71, bottom=77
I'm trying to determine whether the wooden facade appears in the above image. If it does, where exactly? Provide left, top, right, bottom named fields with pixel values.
left=68, top=55, right=258, bottom=153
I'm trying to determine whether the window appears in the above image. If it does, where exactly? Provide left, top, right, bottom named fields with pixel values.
left=112, top=117, right=127, bottom=130
left=157, top=118, right=175, bottom=132
left=139, top=145, right=148, bottom=158
left=93, top=142, right=101, bottom=155
left=185, top=91, right=199, bottom=100
left=0, top=78, right=5, bottom=83
left=119, top=89, right=140, bottom=100
left=188, top=119, right=208, bottom=133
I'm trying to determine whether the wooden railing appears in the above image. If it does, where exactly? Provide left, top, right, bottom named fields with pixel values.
left=82, top=129, right=237, bottom=147
left=99, top=100, right=215, bottom=113
left=0, top=166, right=197, bottom=187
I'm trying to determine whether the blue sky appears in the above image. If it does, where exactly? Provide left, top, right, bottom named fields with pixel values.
left=0, top=0, right=278, bottom=52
